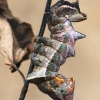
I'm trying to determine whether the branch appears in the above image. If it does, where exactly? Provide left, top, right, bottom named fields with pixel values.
left=12, top=63, right=25, bottom=83
left=19, top=0, right=52, bottom=100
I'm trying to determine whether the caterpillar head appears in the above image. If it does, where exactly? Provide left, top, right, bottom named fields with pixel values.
left=51, top=0, right=87, bottom=22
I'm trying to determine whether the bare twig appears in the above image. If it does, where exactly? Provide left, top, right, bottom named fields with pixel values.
left=12, top=63, right=26, bottom=83
left=19, top=0, right=52, bottom=100
left=6, top=56, right=25, bottom=83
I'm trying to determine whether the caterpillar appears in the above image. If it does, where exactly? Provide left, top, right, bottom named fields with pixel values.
left=27, top=0, right=87, bottom=100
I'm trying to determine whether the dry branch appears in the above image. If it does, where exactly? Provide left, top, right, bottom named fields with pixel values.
left=19, top=0, right=52, bottom=100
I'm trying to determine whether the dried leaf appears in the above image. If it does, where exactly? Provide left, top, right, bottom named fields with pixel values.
left=0, top=0, right=8, bottom=12
left=0, top=0, right=36, bottom=72
left=7, top=19, right=36, bottom=59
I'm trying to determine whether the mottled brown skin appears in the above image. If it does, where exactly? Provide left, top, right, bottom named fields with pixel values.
left=27, top=0, right=87, bottom=100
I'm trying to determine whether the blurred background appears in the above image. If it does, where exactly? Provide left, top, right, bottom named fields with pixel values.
left=0, top=0, right=100, bottom=100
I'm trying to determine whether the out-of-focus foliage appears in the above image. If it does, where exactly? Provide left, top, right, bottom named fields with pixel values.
left=0, top=0, right=36, bottom=72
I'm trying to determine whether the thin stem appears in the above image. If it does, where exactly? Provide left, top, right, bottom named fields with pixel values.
left=7, top=56, right=26, bottom=83
left=19, top=0, right=52, bottom=100
left=12, top=63, right=25, bottom=83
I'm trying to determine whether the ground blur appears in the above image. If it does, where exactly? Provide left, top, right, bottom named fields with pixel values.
left=0, top=0, right=100, bottom=100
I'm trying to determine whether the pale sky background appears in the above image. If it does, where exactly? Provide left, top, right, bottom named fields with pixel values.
left=0, top=0, right=100, bottom=100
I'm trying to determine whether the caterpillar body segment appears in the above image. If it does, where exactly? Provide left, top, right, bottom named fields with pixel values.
left=27, top=0, right=86, bottom=81
left=27, top=1, right=87, bottom=100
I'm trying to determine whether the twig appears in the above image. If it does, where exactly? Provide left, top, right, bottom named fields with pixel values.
left=12, top=63, right=26, bottom=83
left=19, top=0, right=52, bottom=100
left=7, top=56, right=26, bottom=83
